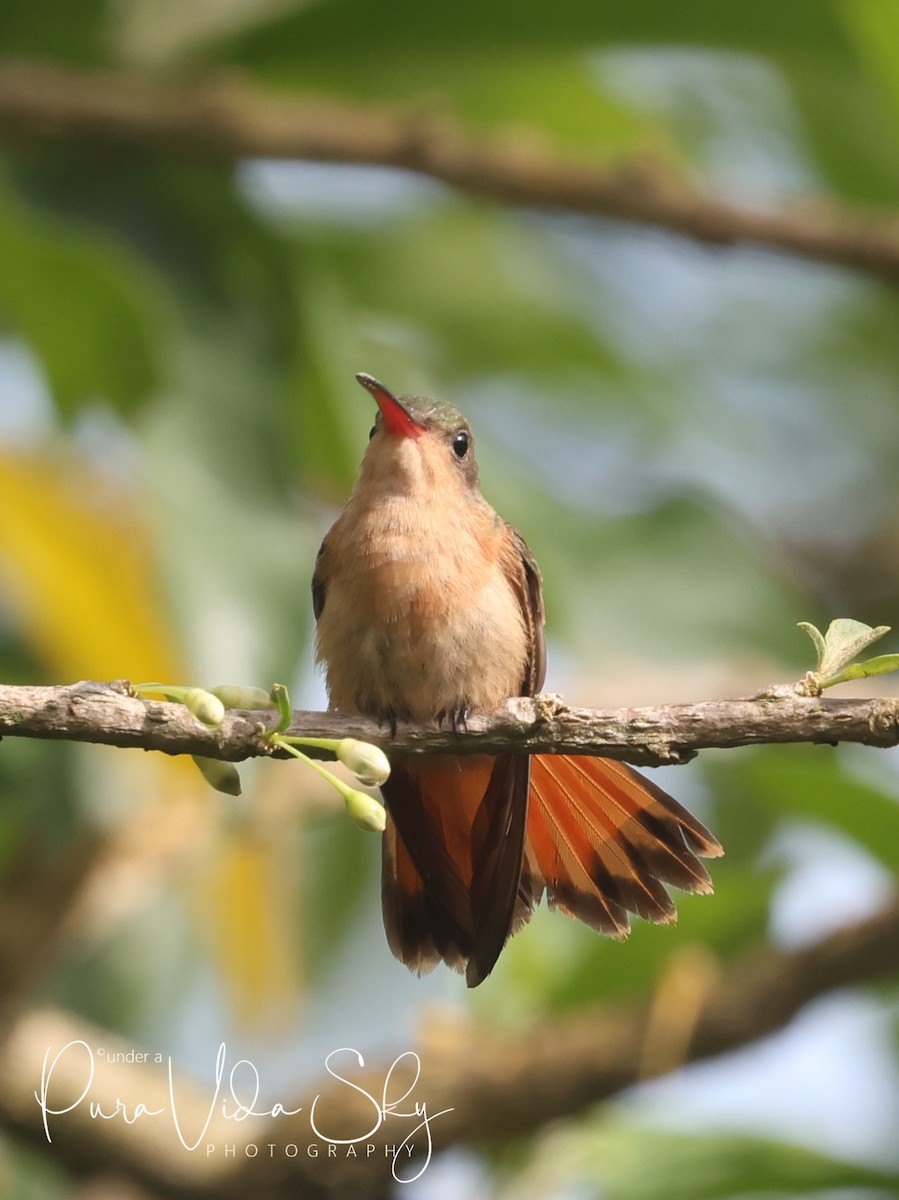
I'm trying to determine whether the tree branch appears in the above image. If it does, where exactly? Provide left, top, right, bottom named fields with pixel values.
left=1, top=679, right=898, bottom=767
left=2, top=903, right=897, bottom=1198
left=2, top=59, right=899, bottom=285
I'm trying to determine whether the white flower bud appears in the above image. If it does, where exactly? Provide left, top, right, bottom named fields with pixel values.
left=192, top=755, right=242, bottom=796
left=185, top=688, right=226, bottom=728
left=337, top=739, right=391, bottom=786
left=209, top=684, right=274, bottom=710
left=345, top=788, right=387, bottom=832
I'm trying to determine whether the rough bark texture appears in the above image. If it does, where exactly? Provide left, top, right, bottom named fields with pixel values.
left=1, top=680, right=898, bottom=766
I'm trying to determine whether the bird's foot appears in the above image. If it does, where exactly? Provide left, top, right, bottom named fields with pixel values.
left=376, top=708, right=400, bottom=738
left=450, top=706, right=470, bottom=734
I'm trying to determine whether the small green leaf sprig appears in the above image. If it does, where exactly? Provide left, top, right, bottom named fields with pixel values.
left=131, top=681, right=388, bottom=832
left=266, top=683, right=388, bottom=831
left=797, top=618, right=899, bottom=693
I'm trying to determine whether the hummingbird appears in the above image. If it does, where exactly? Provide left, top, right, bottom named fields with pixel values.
left=313, top=373, right=722, bottom=987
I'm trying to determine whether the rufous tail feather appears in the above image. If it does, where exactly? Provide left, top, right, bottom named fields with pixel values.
left=380, top=754, right=721, bottom=987
left=521, top=756, right=722, bottom=938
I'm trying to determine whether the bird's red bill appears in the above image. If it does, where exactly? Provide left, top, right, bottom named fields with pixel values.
left=356, top=372, right=426, bottom=439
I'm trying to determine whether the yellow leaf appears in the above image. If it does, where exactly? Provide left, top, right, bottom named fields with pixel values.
left=200, top=829, right=302, bottom=1026
left=0, top=447, right=303, bottom=1024
left=0, top=449, right=180, bottom=681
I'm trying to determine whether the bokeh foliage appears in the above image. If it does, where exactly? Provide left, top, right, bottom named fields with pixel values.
left=1, top=1, right=899, bottom=1196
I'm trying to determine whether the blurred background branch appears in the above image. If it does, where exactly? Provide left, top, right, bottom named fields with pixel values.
left=2, top=60, right=899, bottom=285
left=1, top=902, right=896, bottom=1199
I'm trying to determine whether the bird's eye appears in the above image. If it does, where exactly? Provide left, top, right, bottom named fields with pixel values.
left=369, top=424, right=377, bottom=440
left=452, top=430, right=469, bottom=459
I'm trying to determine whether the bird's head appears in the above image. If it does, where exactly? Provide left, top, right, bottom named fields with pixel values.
left=355, top=372, right=481, bottom=499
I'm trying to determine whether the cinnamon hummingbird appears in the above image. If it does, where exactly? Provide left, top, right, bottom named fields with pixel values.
left=313, top=373, right=722, bottom=987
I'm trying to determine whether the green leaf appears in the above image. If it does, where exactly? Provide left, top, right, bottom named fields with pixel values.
left=287, top=251, right=372, bottom=500
left=0, top=176, right=162, bottom=417
left=296, top=203, right=624, bottom=384
left=482, top=863, right=774, bottom=1018
left=0, top=0, right=109, bottom=64
left=708, top=744, right=899, bottom=873
left=269, top=683, right=292, bottom=733
left=301, top=815, right=379, bottom=979
left=798, top=617, right=892, bottom=687
left=827, top=653, right=899, bottom=685
left=514, top=1117, right=899, bottom=1200
left=785, top=58, right=899, bottom=204
left=796, top=620, right=827, bottom=668
left=217, top=0, right=853, bottom=85
left=449, top=56, right=658, bottom=156
left=839, top=0, right=899, bottom=136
